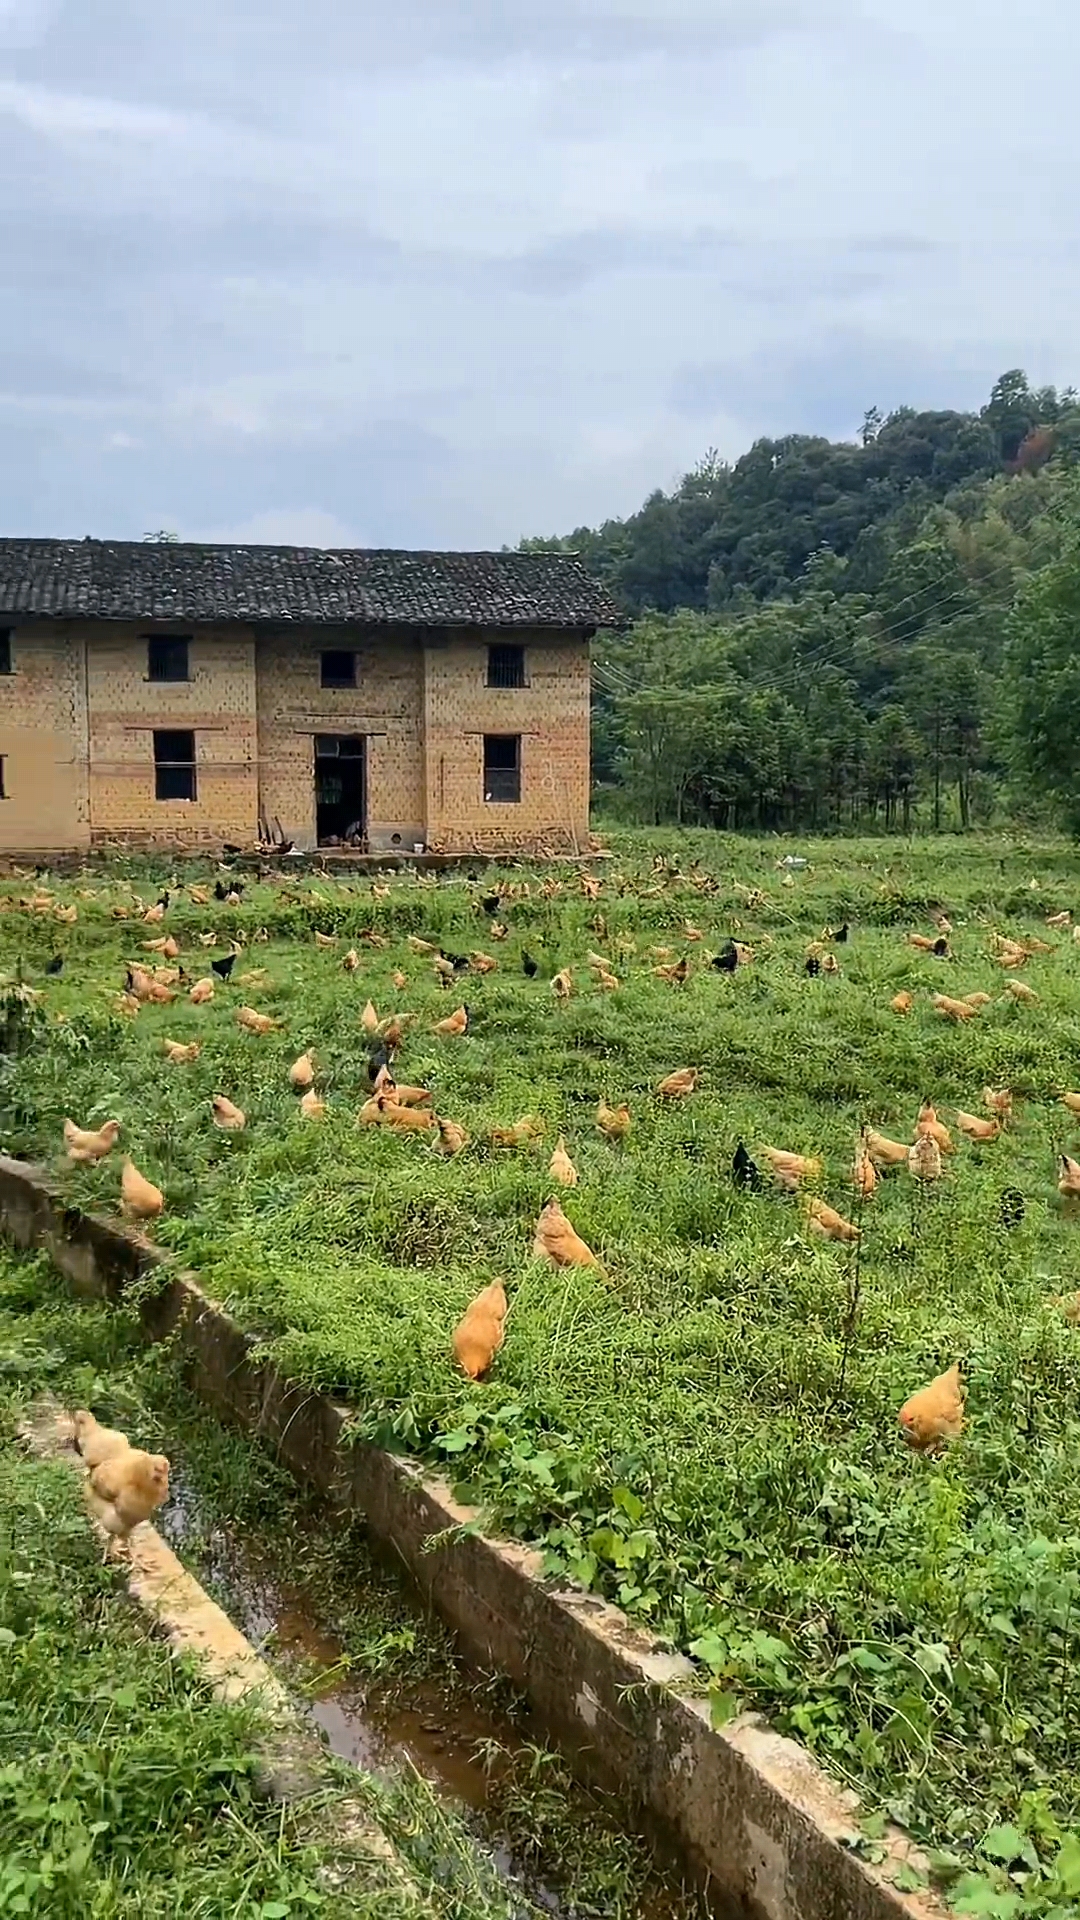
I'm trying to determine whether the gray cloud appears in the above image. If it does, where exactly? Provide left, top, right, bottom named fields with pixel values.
left=0, top=0, right=1076, bottom=547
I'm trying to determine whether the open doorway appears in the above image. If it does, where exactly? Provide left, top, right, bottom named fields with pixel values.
left=315, top=734, right=366, bottom=847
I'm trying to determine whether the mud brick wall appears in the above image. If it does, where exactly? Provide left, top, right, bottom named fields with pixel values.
left=84, top=625, right=258, bottom=848
left=422, top=631, right=590, bottom=856
left=0, top=619, right=592, bottom=856
left=0, top=624, right=91, bottom=851
left=255, top=631, right=426, bottom=853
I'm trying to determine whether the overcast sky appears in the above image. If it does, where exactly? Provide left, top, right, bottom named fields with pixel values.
left=0, top=0, right=1076, bottom=550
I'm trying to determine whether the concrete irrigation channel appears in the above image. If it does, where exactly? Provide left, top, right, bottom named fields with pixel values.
left=0, top=1153, right=945, bottom=1920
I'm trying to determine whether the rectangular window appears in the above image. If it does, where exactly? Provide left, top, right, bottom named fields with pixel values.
left=154, top=729, right=197, bottom=802
left=321, top=649, right=356, bottom=688
left=0, top=632, right=12, bottom=675
left=483, top=734, right=521, bottom=804
left=487, top=644, right=526, bottom=688
left=147, top=636, right=190, bottom=682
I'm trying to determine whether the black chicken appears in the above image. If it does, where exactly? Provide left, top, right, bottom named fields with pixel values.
left=999, top=1188, right=1026, bottom=1230
left=365, top=1045, right=391, bottom=1088
left=44, top=955, right=64, bottom=976
left=211, top=952, right=236, bottom=982
left=834, top=923, right=849, bottom=944
left=712, top=945, right=738, bottom=974
left=805, top=955, right=820, bottom=977
left=481, top=894, right=500, bottom=916
left=521, top=950, right=539, bottom=979
left=732, top=1142, right=763, bottom=1191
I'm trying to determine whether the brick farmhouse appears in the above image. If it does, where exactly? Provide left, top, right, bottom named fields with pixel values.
left=0, top=539, right=621, bottom=857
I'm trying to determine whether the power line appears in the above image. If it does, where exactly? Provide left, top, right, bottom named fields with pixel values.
left=590, top=537, right=1038, bottom=708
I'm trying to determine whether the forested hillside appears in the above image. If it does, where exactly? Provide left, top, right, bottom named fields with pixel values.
left=524, top=371, right=1080, bottom=833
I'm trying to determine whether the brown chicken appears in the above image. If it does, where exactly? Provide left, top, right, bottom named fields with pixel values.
left=898, top=1364, right=965, bottom=1450
left=188, top=886, right=210, bottom=906
left=586, top=950, right=612, bottom=970
left=490, top=1115, right=545, bottom=1149
left=657, top=1068, right=698, bottom=1098
left=452, top=1282, right=508, bottom=1379
left=289, top=1050, right=316, bottom=1090
left=379, top=1016, right=410, bottom=1055
left=387, top=1083, right=432, bottom=1107
left=595, top=969, right=620, bottom=991
left=433, top=954, right=456, bottom=984
left=470, top=952, right=498, bottom=974
left=408, top=935, right=438, bottom=955
left=342, top=948, right=359, bottom=971
left=551, top=968, right=574, bottom=999
left=1048, top=910, right=1074, bottom=929
left=299, top=1089, right=326, bottom=1120
left=236, top=1006, right=280, bottom=1035
left=85, top=1448, right=170, bottom=1556
left=120, top=1158, right=164, bottom=1221
left=381, top=1099, right=437, bottom=1134
left=864, top=1128, right=910, bottom=1169
left=890, top=991, right=913, bottom=1015
left=954, top=1110, right=1001, bottom=1143
left=1005, top=979, right=1039, bottom=1005
left=432, top=1116, right=468, bottom=1155
left=907, top=933, right=937, bottom=952
left=760, top=1146, right=822, bottom=1191
left=314, top=931, right=337, bottom=948
left=162, top=1040, right=200, bottom=1065
left=916, top=1103, right=954, bottom=1154
left=392, top=969, right=408, bottom=990
left=549, top=1138, right=578, bottom=1187
left=1058, top=1154, right=1080, bottom=1198
left=189, top=978, right=215, bottom=1004
left=73, top=1410, right=130, bottom=1470
left=653, top=957, right=690, bottom=985
left=984, top=1087, right=1013, bottom=1119
left=211, top=1095, right=246, bottom=1132
left=142, top=902, right=165, bottom=924
left=532, top=1198, right=599, bottom=1268
left=142, top=934, right=179, bottom=957
left=361, top=999, right=379, bottom=1033
left=596, top=1101, right=631, bottom=1142
left=851, top=1138, right=876, bottom=1197
left=357, top=1096, right=386, bottom=1127
left=806, top=1197, right=860, bottom=1243
left=933, top=993, right=978, bottom=1022
left=145, top=980, right=177, bottom=1005
left=908, top=1134, right=943, bottom=1183
left=433, top=1006, right=469, bottom=1037
left=64, top=1117, right=121, bottom=1164
left=1060, top=1093, right=1080, bottom=1117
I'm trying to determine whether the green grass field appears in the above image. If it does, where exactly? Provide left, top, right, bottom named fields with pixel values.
left=4, top=830, right=1080, bottom=1912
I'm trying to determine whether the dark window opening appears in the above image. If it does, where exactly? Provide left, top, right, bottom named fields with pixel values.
left=321, top=650, right=356, bottom=689
left=315, top=734, right=366, bottom=846
left=154, top=729, right=197, bottom=802
left=487, top=644, right=526, bottom=688
left=0, top=756, right=6, bottom=799
left=0, top=632, right=12, bottom=675
left=147, top=636, right=190, bottom=682
left=484, top=734, right=521, bottom=804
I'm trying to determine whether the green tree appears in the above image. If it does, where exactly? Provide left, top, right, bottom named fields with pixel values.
left=1005, top=497, right=1080, bottom=832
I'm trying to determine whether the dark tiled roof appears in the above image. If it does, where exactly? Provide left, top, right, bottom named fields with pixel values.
left=0, top=538, right=622, bottom=630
